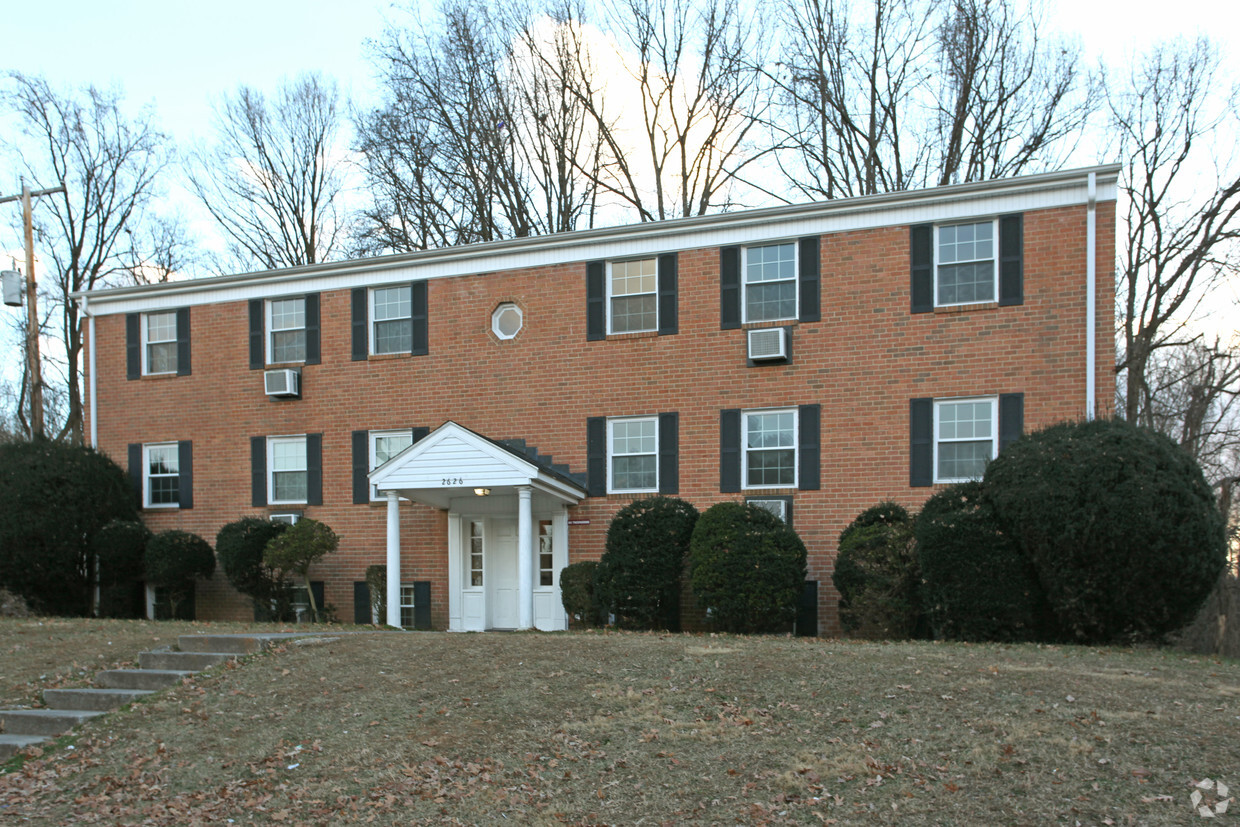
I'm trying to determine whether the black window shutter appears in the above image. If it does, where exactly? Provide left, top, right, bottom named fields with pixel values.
left=174, top=307, right=191, bottom=376
left=798, top=236, right=821, bottom=323
left=248, top=300, right=264, bottom=369
left=251, top=436, right=267, bottom=507
left=306, top=433, right=323, bottom=506
left=353, top=581, right=371, bottom=624
left=310, top=581, right=325, bottom=617
left=352, top=429, right=370, bottom=504
left=304, top=293, right=321, bottom=365
left=351, top=288, right=368, bottom=361
left=178, top=440, right=194, bottom=509
left=999, top=213, right=1024, bottom=306
left=412, top=426, right=430, bottom=443
left=720, top=247, right=741, bottom=329
left=586, top=417, right=606, bottom=496
left=413, top=581, right=432, bottom=630
left=586, top=261, right=605, bottom=340
left=910, top=224, right=933, bottom=313
left=720, top=408, right=741, bottom=493
left=411, top=280, right=428, bottom=355
left=909, top=398, right=933, bottom=487
left=128, top=443, right=142, bottom=506
left=126, top=314, right=140, bottom=379
left=658, top=412, right=679, bottom=494
left=657, top=253, right=678, bottom=335
left=798, top=404, right=821, bottom=490
left=999, top=393, right=1025, bottom=451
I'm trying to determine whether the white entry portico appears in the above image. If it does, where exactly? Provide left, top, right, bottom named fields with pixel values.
left=369, top=422, right=587, bottom=631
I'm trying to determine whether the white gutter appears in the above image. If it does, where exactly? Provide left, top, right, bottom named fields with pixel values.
left=1086, top=172, right=1097, bottom=420
left=84, top=294, right=98, bottom=447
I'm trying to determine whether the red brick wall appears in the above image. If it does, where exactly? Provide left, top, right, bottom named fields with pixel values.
left=87, top=201, right=1116, bottom=635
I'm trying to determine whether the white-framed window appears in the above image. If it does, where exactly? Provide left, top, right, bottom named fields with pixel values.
left=369, top=429, right=414, bottom=500
left=267, top=298, right=307, bottom=364
left=743, top=408, right=797, bottom=489
left=144, top=442, right=179, bottom=508
left=747, top=497, right=790, bottom=524
left=399, top=584, right=416, bottom=628
left=744, top=242, right=797, bottom=323
left=268, top=435, right=308, bottom=504
left=935, top=220, right=997, bottom=306
left=608, top=257, right=657, bottom=334
left=142, top=312, right=178, bottom=375
left=538, top=520, right=554, bottom=587
left=934, top=396, right=998, bottom=482
left=468, top=521, right=484, bottom=587
left=608, top=416, right=658, bottom=493
left=492, top=302, right=523, bottom=340
left=270, top=513, right=302, bottom=526
left=371, top=285, right=412, bottom=354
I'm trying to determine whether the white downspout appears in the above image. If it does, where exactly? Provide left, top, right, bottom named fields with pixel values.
left=1086, top=172, right=1097, bottom=420
left=84, top=295, right=98, bottom=447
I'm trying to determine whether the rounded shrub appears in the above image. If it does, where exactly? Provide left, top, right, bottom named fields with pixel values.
left=0, top=440, right=138, bottom=615
left=915, top=482, right=1051, bottom=641
left=92, top=519, right=151, bottom=618
left=145, top=529, right=216, bottom=619
left=560, top=561, right=603, bottom=627
left=264, top=518, right=339, bottom=622
left=832, top=502, right=922, bottom=639
left=216, top=517, right=289, bottom=619
left=689, top=502, right=807, bottom=634
left=595, top=497, right=699, bottom=630
left=984, top=418, right=1227, bottom=643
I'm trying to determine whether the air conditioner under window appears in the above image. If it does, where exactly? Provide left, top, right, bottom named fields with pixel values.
left=264, top=368, right=300, bottom=398
left=748, top=327, right=788, bottom=362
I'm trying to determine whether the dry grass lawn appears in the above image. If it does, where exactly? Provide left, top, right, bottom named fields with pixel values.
left=1, top=619, right=1237, bottom=824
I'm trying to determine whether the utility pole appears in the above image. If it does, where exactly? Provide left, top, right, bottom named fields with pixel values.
left=0, top=179, right=65, bottom=440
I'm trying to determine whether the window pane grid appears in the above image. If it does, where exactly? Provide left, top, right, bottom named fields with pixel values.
left=145, top=312, right=177, bottom=374
left=146, top=444, right=179, bottom=506
left=399, top=585, right=415, bottom=629
left=610, top=259, right=657, bottom=333
left=270, top=438, right=307, bottom=503
left=269, top=299, right=306, bottom=362
left=936, top=399, right=995, bottom=481
left=610, top=419, right=657, bottom=491
left=373, top=287, right=412, bottom=353
left=469, top=522, right=484, bottom=587
left=539, top=521, right=553, bottom=587
left=744, top=411, right=796, bottom=487
left=745, top=243, right=796, bottom=322
left=937, top=222, right=995, bottom=305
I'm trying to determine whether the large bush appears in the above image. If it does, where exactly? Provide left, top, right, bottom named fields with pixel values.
left=145, top=530, right=216, bottom=620
left=915, top=483, right=1051, bottom=642
left=0, top=441, right=138, bottom=615
left=595, top=497, right=699, bottom=630
left=832, top=502, right=922, bottom=639
left=689, top=502, right=807, bottom=634
left=264, top=518, right=339, bottom=622
left=216, top=517, right=289, bottom=619
left=92, top=519, right=151, bottom=618
left=560, top=560, right=603, bottom=627
left=984, top=418, right=1227, bottom=643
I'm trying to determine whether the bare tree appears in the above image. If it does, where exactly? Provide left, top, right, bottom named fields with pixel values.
left=188, top=73, right=349, bottom=270
left=2, top=73, right=172, bottom=444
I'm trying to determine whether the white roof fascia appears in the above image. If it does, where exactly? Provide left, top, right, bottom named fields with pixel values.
left=78, top=164, right=1120, bottom=316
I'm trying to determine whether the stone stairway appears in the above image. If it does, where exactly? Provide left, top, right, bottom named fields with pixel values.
left=0, top=633, right=312, bottom=761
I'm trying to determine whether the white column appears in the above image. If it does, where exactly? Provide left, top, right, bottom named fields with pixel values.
left=517, top=485, right=533, bottom=630
left=386, top=491, right=402, bottom=627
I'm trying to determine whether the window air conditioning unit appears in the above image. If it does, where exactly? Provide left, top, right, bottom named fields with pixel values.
left=264, top=368, right=301, bottom=398
left=747, top=327, right=788, bottom=362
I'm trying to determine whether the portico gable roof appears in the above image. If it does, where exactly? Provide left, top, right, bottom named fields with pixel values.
left=369, top=421, right=587, bottom=510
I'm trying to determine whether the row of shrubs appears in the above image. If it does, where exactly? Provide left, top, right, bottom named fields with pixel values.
left=560, top=498, right=809, bottom=634
left=833, top=418, right=1229, bottom=644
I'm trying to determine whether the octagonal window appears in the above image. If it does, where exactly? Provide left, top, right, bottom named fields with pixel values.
left=492, top=302, right=523, bottom=340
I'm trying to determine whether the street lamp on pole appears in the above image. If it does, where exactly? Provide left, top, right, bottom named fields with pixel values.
left=0, top=179, right=66, bottom=440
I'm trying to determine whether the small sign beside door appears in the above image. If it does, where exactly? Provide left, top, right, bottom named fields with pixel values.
left=568, top=519, right=590, bottom=526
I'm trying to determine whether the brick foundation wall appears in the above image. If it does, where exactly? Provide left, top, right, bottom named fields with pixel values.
left=87, top=201, right=1116, bottom=635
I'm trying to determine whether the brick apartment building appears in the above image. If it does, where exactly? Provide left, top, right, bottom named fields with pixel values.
left=75, top=165, right=1118, bottom=634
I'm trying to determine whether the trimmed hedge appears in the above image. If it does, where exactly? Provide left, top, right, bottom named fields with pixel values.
left=915, top=482, right=1050, bottom=642
left=984, top=418, right=1227, bottom=643
left=145, top=529, right=215, bottom=619
left=92, top=519, right=151, bottom=618
left=560, top=560, right=603, bottom=627
left=832, top=502, right=922, bottom=639
left=595, top=497, right=699, bottom=630
left=216, top=517, right=289, bottom=619
left=0, top=441, right=138, bottom=615
left=689, top=502, right=807, bottom=634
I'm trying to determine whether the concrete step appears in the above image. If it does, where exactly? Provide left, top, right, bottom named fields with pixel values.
left=138, top=651, right=235, bottom=671
left=0, top=733, right=48, bottom=760
left=177, top=635, right=269, bottom=655
left=42, top=688, right=152, bottom=712
left=96, top=668, right=193, bottom=691
left=0, top=708, right=105, bottom=737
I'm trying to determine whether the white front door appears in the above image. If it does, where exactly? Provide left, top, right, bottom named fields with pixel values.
left=488, top=518, right=520, bottom=629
